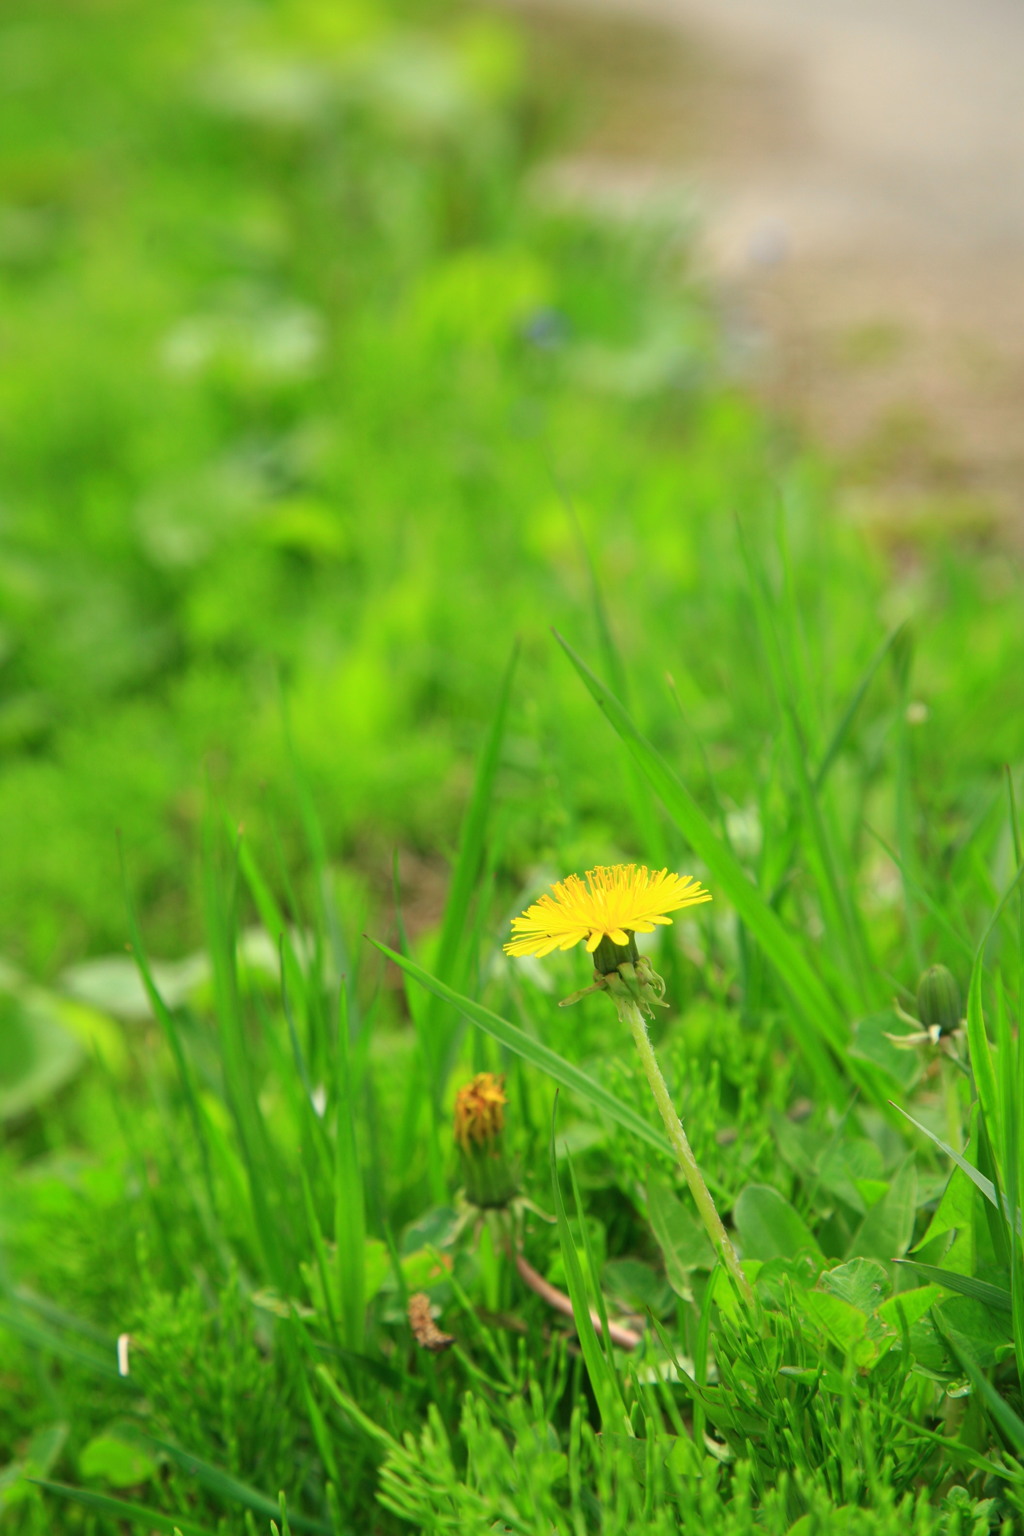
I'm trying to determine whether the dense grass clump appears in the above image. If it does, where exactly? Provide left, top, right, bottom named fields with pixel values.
left=2, top=0, right=1024, bottom=1532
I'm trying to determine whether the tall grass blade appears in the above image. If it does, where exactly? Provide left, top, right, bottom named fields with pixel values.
left=813, top=624, right=907, bottom=791
left=553, top=631, right=864, bottom=1107
left=334, top=986, right=366, bottom=1353
left=425, top=644, right=518, bottom=1089
left=736, top=523, right=871, bottom=1001
left=865, top=829, right=974, bottom=962
left=891, top=1102, right=1018, bottom=1230
left=140, top=1438, right=331, bottom=1534
left=933, top=1321, right=1024, bottom=1457
left=121, top=845, right=217, bottom=1221
left=202, top=821, right=289, bottom=1289
left=236, top=829, right=311, bottom=1061
left=892, top=630, right=923, bottom=972
left=0, top=1305, right=123, bottom=1381
left=568, top=499, right=668, bottom=867
left=549, top=1100, right=627, bottom=1427
left=896, top=1261, right=1012, bottom=1313
left=966, top=961, right=1000, bottom=1159
left=365, top=938, right=674, bottom=1160
left=29, top=1482, right=216, bottom=1536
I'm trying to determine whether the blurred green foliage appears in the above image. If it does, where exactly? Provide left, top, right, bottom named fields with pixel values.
left=3, top=0, right=1019, bottom=979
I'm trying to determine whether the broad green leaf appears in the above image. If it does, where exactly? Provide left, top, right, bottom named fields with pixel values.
left=646, top=1172, right=715, bottom=1296
left=799, top=1289, right=868, bottom=1357
left=734, top=1185, right=823, bottom=1263
left=58, top=952, right=210, bottom=1022
left=935, top=1296, right=1014, bottom=1370
left=849, top=1011, right=921, bottom=1090
left=877, top=1284, right=944, bottom=1331
left=819, top=1257, right=891, bottom=1315
left=603, top=1258, right=673, bottom=1317
left=817, top=1258, right=892, bottom=1363
left=915, top=1163, right=977, bottom=1250
left=79, top=1430, right=158, bottom=1488
left=771, top=1113, right=828, bottom=1181
left=848, top=1158, right=918, bottom=1261
left=0, top=989, right=83, bottom=1123
left=365, top=939, right=674, bottom=1161
left=818, top=1138, right=885, bottom=1215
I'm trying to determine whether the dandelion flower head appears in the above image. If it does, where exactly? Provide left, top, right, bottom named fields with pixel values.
left=453, top=1072, right=507, bottom=1150
left=504, top=863, right=711, bottom=959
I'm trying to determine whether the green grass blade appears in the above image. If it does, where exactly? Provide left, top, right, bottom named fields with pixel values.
left=236, top=828, right=311, bottom=1058
left=0, top=1305, right=122, bottom=1381
left=140, top=1439, right=331, bottom=1534
left=736, top=523, right=871, bottom=1000
left=966, top=960, right=1000, bottom=1160
left=813, top=624, right=907, bottom=790
left=553, top=631, right=860, bottom=1107
left=334, top=986, right=366, bottom=1354
left=892, top=630, right=923, bottom=973
left=963, top=855, right=1024, bottom=1174
left=298, top=1163, right=341, bottom=1351
left=30, top=1481, right=217, bottom=1536
left=121, top=845, right=218, bottom=1221
left=896, top=1260, right=1012, bottom=1313
left=202, top=822, right=289, bottom=1289
left=6, top=1287, right=117, bottom=1348
left=314, top=1364, right=402, bottom=1454
left=782, top=702, right=871, bottom=1004
left=891, top=1102, right=1018, bottom=1229
left=365, top=938, right=675, bottom=1161
left=933, top=1319, right=1024, bottom=1457
left=566, top=1149, right=614, bottom=1370
left=865, top=828, right=975, bottom=962
left=569, top=500, right=669, bottom=867
left=549, top=1100, right=627, bottom=1427
left=425, top=644, right=518, bottom=1085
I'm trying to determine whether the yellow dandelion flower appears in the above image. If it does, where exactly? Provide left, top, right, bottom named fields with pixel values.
left=453, top=1072, right=507, bottom=1150
left=504, top=863, right=711, bottom=959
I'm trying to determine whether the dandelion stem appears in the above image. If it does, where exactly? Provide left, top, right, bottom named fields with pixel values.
left=621, top=997, right=754, bottom=1307
left=511, top=1248, right=641, bottom=1350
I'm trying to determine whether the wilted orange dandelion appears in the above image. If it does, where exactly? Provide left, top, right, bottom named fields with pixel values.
left=453, top=1072, right=507, bottom=1150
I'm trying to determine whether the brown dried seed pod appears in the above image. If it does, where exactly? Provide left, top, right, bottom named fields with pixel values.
left=407, top=1292, right=455, bottom=1353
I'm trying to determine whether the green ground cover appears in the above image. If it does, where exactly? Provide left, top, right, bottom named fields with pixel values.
left=3, top=0, right=1024, bottom=1530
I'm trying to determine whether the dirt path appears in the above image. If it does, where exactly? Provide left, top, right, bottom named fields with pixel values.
left=504, top=0, right=1024, bottom=538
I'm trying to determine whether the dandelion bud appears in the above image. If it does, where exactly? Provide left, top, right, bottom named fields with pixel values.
left=916, top=965, right=961, bottom=1036
left=453, top=1073, right=517, bottom=1209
